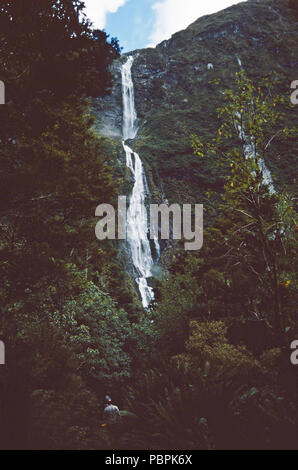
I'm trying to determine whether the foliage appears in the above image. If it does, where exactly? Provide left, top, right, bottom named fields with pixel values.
left=174, top=320, right=261, bottom=379
left=121, top=353, right=297, bottom=450
left=143, top=71, right=297, bottom=450
left=0, top=0, right=135, bottom=450
left=191, top=71, right=297, bottom=342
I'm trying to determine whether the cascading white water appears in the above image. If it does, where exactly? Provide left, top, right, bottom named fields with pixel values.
left=121, top=56, right=158, bottom=308
left=122, top=56, right=138, bottom=141
left=236, top=113, right=275, bottom=193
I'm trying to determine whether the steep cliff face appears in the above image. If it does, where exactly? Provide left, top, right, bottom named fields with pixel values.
left=94, top=0, right=297, bottom=205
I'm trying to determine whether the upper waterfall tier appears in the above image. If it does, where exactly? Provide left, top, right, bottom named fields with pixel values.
left=121, top=56, right=138, bottom=141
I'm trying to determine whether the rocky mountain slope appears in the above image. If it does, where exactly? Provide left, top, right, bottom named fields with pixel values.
left=93, top=0, right=297, bottom=206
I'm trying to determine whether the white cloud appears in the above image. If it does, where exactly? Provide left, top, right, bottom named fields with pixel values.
left=83, top=0, right=128, bottom=29
left=148, top=0, right=245, bottom=47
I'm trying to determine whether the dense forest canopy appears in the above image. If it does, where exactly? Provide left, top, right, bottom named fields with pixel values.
left=0, top=0, right=297, bottom=450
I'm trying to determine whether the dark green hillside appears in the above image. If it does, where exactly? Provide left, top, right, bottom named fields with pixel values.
left=95, top=0, right=297, bottom=205
left=132, top=0, right=297, bottom=203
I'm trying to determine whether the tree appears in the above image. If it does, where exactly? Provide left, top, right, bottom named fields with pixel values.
left=0, top=0, right=127, bottom=449
left=192, top=71, right=297, bottom=343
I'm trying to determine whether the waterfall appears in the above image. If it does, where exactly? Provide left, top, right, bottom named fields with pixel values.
left=236, top=113, right=275, bottom=193
left=122, top=56, right=138, bottom=140
left=121, top=56, right=158, bottom=308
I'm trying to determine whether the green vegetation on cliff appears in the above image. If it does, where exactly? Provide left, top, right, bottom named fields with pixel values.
left=127, top=0, right=297, bottom=206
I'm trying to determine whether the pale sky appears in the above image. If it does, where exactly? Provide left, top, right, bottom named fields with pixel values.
left=83, top=0, right=246, bottom=51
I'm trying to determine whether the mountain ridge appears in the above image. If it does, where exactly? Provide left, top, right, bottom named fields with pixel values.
left=93, top=0, right=297, bottom=207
